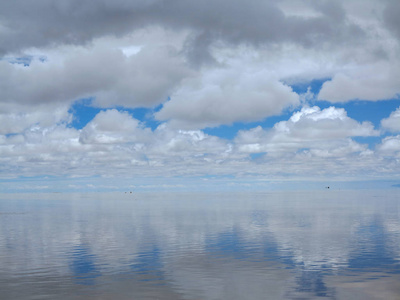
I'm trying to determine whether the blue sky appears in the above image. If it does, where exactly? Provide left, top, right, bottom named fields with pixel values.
left=0, top=0, right=400, bottom=192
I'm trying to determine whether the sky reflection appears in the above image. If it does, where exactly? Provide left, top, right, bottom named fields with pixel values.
left=0, top=191, right=399, bottom=299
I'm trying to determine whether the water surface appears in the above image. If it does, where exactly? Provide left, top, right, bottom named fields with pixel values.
left=0, top=190, right=399, bottom=299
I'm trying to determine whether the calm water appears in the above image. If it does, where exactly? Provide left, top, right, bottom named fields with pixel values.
left=0, top=191, right=399, bottom=300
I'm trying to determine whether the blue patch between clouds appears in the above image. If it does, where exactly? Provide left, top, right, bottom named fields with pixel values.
left=68, top=99, right=102, bottom=129
left=296, top=148, right=310, bottom=154
left=352, top=136, right=382, bottom=149
left=2, top=55, right=47, bottom=66
left=4, top=56, right=33, bottom=66
left=339, top=100, right=400, bottom=128
left=289, top=78, right=330, bottom=95
left=314, top=99, right=400, bottom=128
left=115, top=105, right=163, bottom=131
left=250, top=152, right=266, bottom=160
left=290, top=78, right=399, bottom=128
left=69, top=99, right=164, bottom=130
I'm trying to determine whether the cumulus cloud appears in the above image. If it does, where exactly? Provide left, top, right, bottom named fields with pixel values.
left=152, top=125, right=229, bottom=155
left=79, top=109, right=152, bottom=144
left=318, top=63, right=400, bottom=102
left=0, top=103, right=71, bottom=135
left=0, top=44, right=191, bottom=109
left=377, top=135, right=400, bottom=156
left=93, top=45, right=193, bottom=107
left=375, top=135, right=400, bottom=175
left=235, top=106, right=379, bottom=154
left=276, top=106, right=378, bottom=138
left=381, top=107, right=400, bottom=132
left=155, top=69, right=299, bottom=129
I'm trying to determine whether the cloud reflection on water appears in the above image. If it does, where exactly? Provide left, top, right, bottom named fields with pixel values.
left=0, top=191, right=399, bottom=299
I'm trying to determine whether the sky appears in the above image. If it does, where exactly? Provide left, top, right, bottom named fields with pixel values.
left=1, top=0, right=400, bottom=192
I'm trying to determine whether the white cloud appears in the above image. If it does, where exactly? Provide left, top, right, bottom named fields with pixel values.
left=0, top=109, right=233, bottom=178
left=79, top=109, right=151, bottom=144
left=280, top=106, right=379, bottom=138
left=0, top=103, right=71, bottom=135
left=318, top=63, right=400, bottom=102
left=93, top=45, right=193, bottom=108
left=0, top=105, right=399, bottom=182
left=377, top=135, right=400, bottom=155
left=381, top=106, right=400, bottom=132
left=0, top=42, right=192, bottom=110
left=155, top=69, right=299, bottom=129
left=235, top=106, right=379, bottom=154
left=225, top=106, right=388, bottom=179
left=151, top=125, right=231, bottom=161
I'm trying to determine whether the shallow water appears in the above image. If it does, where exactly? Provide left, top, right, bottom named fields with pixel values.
left=0, top=190, right=399, bottom=299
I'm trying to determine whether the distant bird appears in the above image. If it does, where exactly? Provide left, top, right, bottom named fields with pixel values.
left=325, top=186, right=330, bottom=189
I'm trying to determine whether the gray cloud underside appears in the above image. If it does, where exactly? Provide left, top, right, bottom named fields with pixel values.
left=0, top=0, right=368, bottom=61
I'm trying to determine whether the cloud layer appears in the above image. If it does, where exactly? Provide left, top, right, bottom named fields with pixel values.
left=1, top=0, right=400, bottom=188
left=1, top=107, right=399, bottom=186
